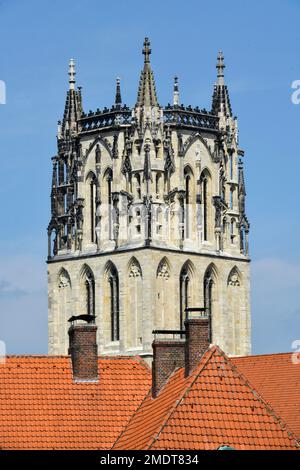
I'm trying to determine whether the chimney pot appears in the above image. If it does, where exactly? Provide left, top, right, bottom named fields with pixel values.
left=152, top=335, right=185, bottom=398
left=68, top=323, right=98, bottom=382
left=185, top=315, right=210, bottom=376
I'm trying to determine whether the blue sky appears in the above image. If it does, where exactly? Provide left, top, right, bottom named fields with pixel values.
left=0, top=0, right=299, bottom=354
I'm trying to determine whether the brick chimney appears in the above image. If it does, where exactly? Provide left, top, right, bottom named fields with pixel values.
left=184, top=308, right=210, bottom=376
left=68, top=323, right=99, bottom=382
left=152, top=330, right=185, bottom=398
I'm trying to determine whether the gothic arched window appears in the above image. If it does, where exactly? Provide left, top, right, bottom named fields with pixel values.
left=109, top=265, right=119, bottom=341
left=227, top=266, right=242, bottom=354
left=81, top=265, right=95, bottom=318
left=203, top=264, right=217, bottom=342
left=156, top=258, right=170, bottom=329
left=127, top=258, right=143, bottom=349
left=202, top=178, right=208, bottom=240
left=179, top=261, right=194, bottom=330
left=86, top=172, right=97, bottom=244
left=107, top=171, right=112, bottom=240
left=85, top=270, right=95, bottom=317
left=184, top=166, right=194, bottom=240
left=90, top=178, right=96, bottom=242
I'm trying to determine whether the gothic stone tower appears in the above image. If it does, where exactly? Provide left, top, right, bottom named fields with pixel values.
left=47, top=39, right=251, bottom=358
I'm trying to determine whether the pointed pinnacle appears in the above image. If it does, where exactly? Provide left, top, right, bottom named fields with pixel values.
left=115, top=77, right=122, bottom=106
left=216, top=50, right=225, bottom=85
left=173, top=76, right=179, bottom=106
left=69, top=59, right=76, bottom=90
left=143, top=37, right=151, bottom=63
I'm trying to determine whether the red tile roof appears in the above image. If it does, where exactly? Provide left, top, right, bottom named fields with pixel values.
left=0, top=356, right=151, bottom=450
left=114, top=346, right=300, bottom=450
left=232, top=352, right=300, bottom=439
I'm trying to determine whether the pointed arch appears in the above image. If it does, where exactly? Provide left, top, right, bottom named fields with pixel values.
left=85, top=171, right=97, bottom=243
left=128, top=256, right=143, bottom=278
left=80, top=263, right=94, bottom=279
left=85, top=170, right=97, bottom=182
left=156, top=256, right=171, bottom=278
left=183, top=132, right=214, bottom=159
left=183, top=163, right=194, bottom=176
left=156, top=257, right=171, bottom=329
left=80, top=264, right=95, bottom=317
left=184, top=165, right=195, bottom=239
left=127, top=257, right=143, bottom=349
left=204, top=262, right=218, bottom=282
left=227, top=266, right=242, bottom=286
left=103, top=261, right=120, bottom=342
left=101, top=167, right=113, bottom=241
left=179, top=260, right=195, bottom=329
left=84, top=135, right=113, bottom=161
left=200, top=168, right=212, bottom=242
left=58, top=267, right=71, bottom=289
left=227, top=265, right=242, bottom=354
left=203, top=263, right=218, bottom=342
left=56, top=267, right=72, bottom=354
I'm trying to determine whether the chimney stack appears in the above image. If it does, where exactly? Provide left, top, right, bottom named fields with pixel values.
left=184, top=308, right=210, bottom=376
left=68, top=323, right=99, bottom=382
left=152, top=330, right=185, bottom=398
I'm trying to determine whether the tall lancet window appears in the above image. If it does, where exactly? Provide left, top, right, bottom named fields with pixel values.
left=185, top=174, right=190, bottom=239
left=203, top=178, right=208, bottom=240
left=200, top=169, right=211, bottom=242
left=86, top=172, right=97, bottom=244
left=107, top=172, right=112, bottom=240
left=179, top=261, right=194, bottom=330
left=184, top=166, right=194, bottom=240
left=128, top=258, right=143, bottom=349
left=90, top=179, right=96, bottom=242
left=203, top=264, right=217, bottom=342
left=156, top=258, right=170, bottom=329
left=103, top=168, right=113, bottom=241
left=109, top=265, right=119, bottom=341
left=81, top=267, right=95, bottom=317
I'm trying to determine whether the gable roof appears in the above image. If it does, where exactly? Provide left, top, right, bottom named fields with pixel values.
left=232, top=352, right=300, bottom=439
left=113, top=346, right=300, bottom=450
left=0, top=355, right=151, bottom=450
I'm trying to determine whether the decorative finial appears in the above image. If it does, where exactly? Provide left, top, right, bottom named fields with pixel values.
left=68, top=59, right=76, bottom=90
left=143, top=37, right=151, bottom=63
left=173, top=76, right=179, bottom=106
left=115, top=76, right=122, bottom=107
left=216, top=50, right=225, bottom=85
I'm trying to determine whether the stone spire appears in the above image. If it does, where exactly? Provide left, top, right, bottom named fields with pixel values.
left=211, top=51, right=232, bottom=117
left=216, top=51, right=225, bottom=86
left=136, top=37, right=159, bottom=108
left=115, top=77, right=122, bottom=108
left=173, top=76, right=179, bottom=106
left=61, top=59, right=82, bottom=137
left=68, top=58, right=76, bottom=90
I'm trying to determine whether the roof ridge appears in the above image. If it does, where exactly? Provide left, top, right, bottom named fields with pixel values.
left=149, top=345, right=300, bottom=449
left=214, top=347, right=300, bottom=448
left=5, top=354, right=142, bottom=360
left=135, top=355, right=152, bottom=371
left=148, top=345, right=217, bottom=449
left=234, top=351, right=292, bottom=359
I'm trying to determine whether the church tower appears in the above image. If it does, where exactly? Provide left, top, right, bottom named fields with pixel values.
left=47, top=39, right=251, bottom=358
